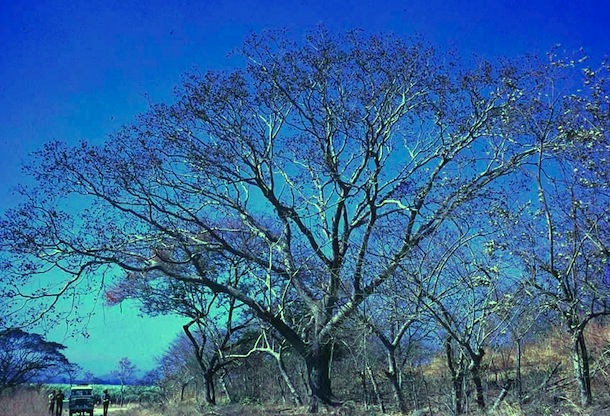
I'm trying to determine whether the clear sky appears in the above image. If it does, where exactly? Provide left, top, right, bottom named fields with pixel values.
left=1, top=0, right=610, bottom=378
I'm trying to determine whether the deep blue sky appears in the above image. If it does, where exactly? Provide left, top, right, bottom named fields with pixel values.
left=1, top=0, right=610, bottom=377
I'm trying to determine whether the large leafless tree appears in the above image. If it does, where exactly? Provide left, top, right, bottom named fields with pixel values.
left=0, top=29, right=593, bottom=411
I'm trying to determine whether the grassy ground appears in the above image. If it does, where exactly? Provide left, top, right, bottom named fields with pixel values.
left=0, top=388, right=49, bottom=416
left=110, top=403, right=384, bottom=416
left=5, top=387, right=610, bottom=415
left=99, top=401, right=610, bottom=416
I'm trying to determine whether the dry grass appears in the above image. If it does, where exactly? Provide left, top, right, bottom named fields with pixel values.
left=111, top=402, right=392, bottom=416
left=0, top=387, right=49, bottom=416
left=6, top=388, right=610, bottom=416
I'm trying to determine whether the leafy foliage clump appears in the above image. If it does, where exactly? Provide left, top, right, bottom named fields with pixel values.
left=0, top=329, right=71, bottom=392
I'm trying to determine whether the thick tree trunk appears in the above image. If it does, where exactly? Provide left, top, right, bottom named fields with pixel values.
left=305, top=342, right=340, bottom=413
left=384, top=349, right=408, bottom=414
left=203, top=372, right=216, bottom=406
left=445, top=338, right=465, bottom=415
left=183, top=322, right=218, bottom=406
left=470, top=358, right=485, bottom=410
left=467, top=348, right=486, bottom=410
left=220, top=371, right=232, bottom=403
left=579, top=334, right=592, bottom=405
left=572, top=331, right=592, bottom=407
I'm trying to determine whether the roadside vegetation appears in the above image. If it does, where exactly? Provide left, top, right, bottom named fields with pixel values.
left=6, top=323, right=610, bottom=415
left=0, top=388, right=46, bottom=416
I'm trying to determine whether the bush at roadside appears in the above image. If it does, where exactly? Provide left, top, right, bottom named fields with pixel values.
left=0, top=386, right=48, bottom=416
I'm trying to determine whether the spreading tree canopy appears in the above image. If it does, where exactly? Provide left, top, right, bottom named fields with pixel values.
left=1, top=28, right=606, bottom=411
left=0, top=328, right=71, bottom=392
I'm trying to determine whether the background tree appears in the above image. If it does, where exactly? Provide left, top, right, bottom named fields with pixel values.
left=0, top=328, right=72, bottom=393
left=404, top=222, right=515, bottom=413
left=497, top=58, right=610, bottom=407
left=508, top=130, right=610, bottom=407
left=359, top=278, right=426, bottom=414
left=490, top=282, right=549, bottom=403
left=112, top=357, right=138, bottom=406
left=107, top=255, right=253, bottom=406
left=156, top=332, right=205, bottom=403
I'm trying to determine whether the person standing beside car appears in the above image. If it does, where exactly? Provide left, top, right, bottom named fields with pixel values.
left=102, top=389, right=111, bottom=416
left=48, top=390, right=56, bottom=415
left=54, top=390, right=65, bottom=416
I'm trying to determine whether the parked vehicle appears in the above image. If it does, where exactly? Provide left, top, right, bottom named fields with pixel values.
left=69, top=385, right=94, bottom=416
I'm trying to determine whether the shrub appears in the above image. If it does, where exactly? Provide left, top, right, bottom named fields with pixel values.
left=0, top=386, right=48, bottom=416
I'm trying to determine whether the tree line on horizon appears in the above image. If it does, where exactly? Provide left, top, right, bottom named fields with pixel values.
left=1, top=27, right=609, bottom=414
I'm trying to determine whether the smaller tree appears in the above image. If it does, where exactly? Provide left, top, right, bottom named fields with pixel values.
left=0, top=328, right=72, bottom=392
left=112, top=357, right=138, bottom=405
left=106, top=255, right=254, bottom=406
left=227, top=325, right=305, bottom=406
left=406, top=225, right=515, bottom=413
left=156, top=334, right=200, bottom=402
left=359, top=285, right=426, bottom=414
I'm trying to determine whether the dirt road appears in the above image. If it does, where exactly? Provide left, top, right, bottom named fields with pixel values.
left=69, top=405, right=133, bottom=416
